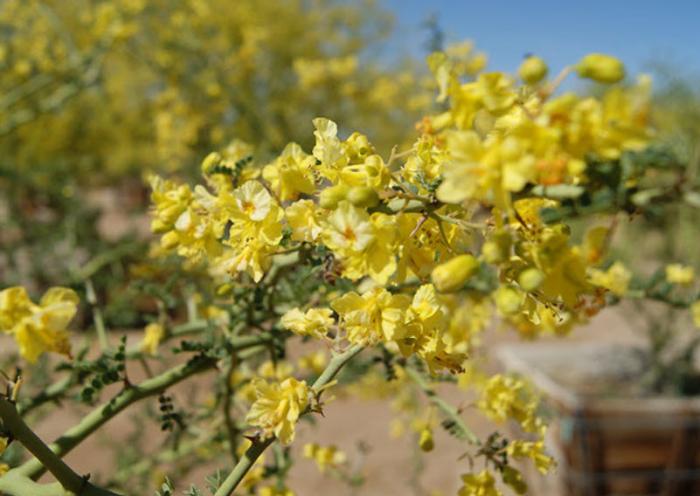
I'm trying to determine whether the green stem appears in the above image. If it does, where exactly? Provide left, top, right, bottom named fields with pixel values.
left=0, top=397, right=119, bottom=495
left=213, top=344, right=364, bottom=496
left=17, top=356, right=216, bottom=480
left=19, top=334, right=270, bottom=480
left=405, top=366, right=479, bottom=445
left=0, top=470, right=73, bottom=496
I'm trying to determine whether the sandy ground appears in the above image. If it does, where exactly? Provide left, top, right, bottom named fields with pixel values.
left=0, top=308, right=639, bottom=495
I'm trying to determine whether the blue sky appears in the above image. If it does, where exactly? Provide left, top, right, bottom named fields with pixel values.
left=384, top=0, right=700, bottom=80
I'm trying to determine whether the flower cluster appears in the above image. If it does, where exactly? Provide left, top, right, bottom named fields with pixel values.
left=143, top=46, right=685, bottom=495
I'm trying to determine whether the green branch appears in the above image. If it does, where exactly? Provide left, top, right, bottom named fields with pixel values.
left=0, top=397, right=118, bottom=495
left=213, top=344, right=364, bottom=496
left=18, top=333, right=271, bottom=480
left=404, top=366, right=479, bottom=445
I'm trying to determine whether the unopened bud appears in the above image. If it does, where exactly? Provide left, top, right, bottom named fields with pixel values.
left=418, top=428, right=434, bottom=452
left=518, top=268, right=545, bottom=291
left=494, top=286, right=524, bottom=315
left=518, top=55, right=548, bottom=85
left=319, top=184, right=349, bottom=209
left=346, top=186, right=379, bottom=208
left=431, top=254, right=479, bottom=293
left=576, top=53, right=625, bottom=84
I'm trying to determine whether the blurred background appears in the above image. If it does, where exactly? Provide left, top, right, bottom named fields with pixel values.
left=1, top=1, right=699, bottom=494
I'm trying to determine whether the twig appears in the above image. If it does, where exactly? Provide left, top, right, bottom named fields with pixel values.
left=18, top=334, right=271, bottom=480
left=0, top=397, right=119, bottom=495
left=404, top=366, right=478, bottom=445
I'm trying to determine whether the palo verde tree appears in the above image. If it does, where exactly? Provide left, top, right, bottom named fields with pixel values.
left=2, top=45, right=698, bottom=495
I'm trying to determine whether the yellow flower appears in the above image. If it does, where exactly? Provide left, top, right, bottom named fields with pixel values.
left=321, top=201, right=397, bottom=284
left=477, top=72, right=517, bottom=115
left=458, top=470, right=501, bottom=496
left=303, top=443, right=346, bottom=473
left=665, top=264, right=695, bottom=285
left=436, top=131, right=489, bottom=204
left=312, top=117, right=346, bottom=178
left=431, top=254, right=479, bottom=293
left=343, top=131, right=376, bottom=163
left=220, top=180, right=285, bottom=281
left=338, top=154, right=390, bottom=193
left=150, top=176, right=221, bottom=261
left=331, top=288, right=409, bottom=344
left=400, top=284, right=466, bottom=372
left=0, top=286, right=78, bottom=363
left=576, top=53, right=625, bottom=83
left=396, top=213, right=465, bottom=282
left=140, top=323, right=165, bottom=356
left=538, top=244, right=591, bottom=309
left=513, top=198, right=559, bottom=229
left=262, top=142, right=316, bottom=201
left=507, top=440, right=555, bottom=474
left=0, top=286, right=34, bottom=330
left=148, top=174, right=192, bottom=234
left=286, top=200, right=323, bottom=243
left=0, top=463, right=8, bottom=476
left=589, top=262, right=632, bottom=296
left=246, top=377, right=311, bottom=445
left=281, top=308, right=334, bottom=339
left=322, top=201, right=374, bottom=252
left=478, top=374, right=544, bottom=434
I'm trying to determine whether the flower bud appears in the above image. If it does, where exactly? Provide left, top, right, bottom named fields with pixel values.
left=319, top=184, right=348, bottom=209
left=418, top=428, right=434, bottom=452
left=518, top=55, right=548, bottom=85
left=518, top=268, right=545, bottom=291
left=346, top=186, right=379, bottom=208
left=576, top=53, right=625, bottom=84
left=431, top=254, right=479, bottom=293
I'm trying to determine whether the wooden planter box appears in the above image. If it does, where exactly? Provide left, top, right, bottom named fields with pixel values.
left=497, top=343, right=700, bottom=496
